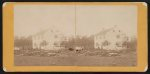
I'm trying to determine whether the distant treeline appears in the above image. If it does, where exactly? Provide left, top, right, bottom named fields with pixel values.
left=14, top=36, right=33, bottom=49
left=14, top=35, right=136, bottom=51
left=60, top=35, right=94, bottom=49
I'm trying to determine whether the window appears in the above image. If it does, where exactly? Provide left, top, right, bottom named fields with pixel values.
left=55, top=35, right=58, bottom=38
left=113, top=30, right=115, bottom=32
left=99, top=36, right=101, bottom=39
left=51, top=30, right=53, bottom=32
left=34, top=43, right=37, bottom=47
left=122, top=41, right=128, bottom=47
left=116, top=42, right=122, bottom=47
left=54, top=42, right=57, bottom=46
left=116, top=35, right=120, bottom=39
left=102, top=40, right=110, bottom=46
left=54, top=42, right=59, bottom=47
left=96, top=43, right=99, bottom=47
left=103, top=36, right=105, bottom=38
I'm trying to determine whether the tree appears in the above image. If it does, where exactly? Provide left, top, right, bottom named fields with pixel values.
left=128, top=37, right=137, bottom=51
left=14, top=36, right=33, bottom=49
left=60, top=35, right=94, bottom=49
left=40, top=40, right=48, bottom=48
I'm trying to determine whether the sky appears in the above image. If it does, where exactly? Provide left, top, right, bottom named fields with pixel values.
left=14, top=5, right=137, bottom=37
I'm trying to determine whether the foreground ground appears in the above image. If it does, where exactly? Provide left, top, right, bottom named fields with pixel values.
left=14, top=51, right=136, bottom=66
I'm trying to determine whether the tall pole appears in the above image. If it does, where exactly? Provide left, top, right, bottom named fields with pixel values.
left=74, top=3, right=76, bottom=48
left=75, top=3, right=76, bottom=39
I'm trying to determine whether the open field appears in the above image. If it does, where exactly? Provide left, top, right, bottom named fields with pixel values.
left=14, top=52, right=136, bottom=66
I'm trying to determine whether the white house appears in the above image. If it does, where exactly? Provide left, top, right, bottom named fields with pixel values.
left=94, top=25, right=130, bottom=50
left=32, top=28, right=68, bottom=50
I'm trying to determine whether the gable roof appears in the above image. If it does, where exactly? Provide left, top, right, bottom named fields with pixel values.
left=95, top=26, right=115, bottom=36
left=32, top=28, right=50, bottom=37
left=95, top=25, right=123, bottom=36
left=32, top=26, right=62, bottom=36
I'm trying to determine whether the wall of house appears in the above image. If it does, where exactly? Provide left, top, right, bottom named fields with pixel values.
left=94, top=28, right=129, bottom=50
left=32, top=30, right=66, bottom=50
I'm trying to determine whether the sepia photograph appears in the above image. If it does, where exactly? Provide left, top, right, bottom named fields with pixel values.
left=2, top=2, right=148, bottom=72
left=14, top=4, right=137, bottom=66
left=14, top=5, right=137, bottom=66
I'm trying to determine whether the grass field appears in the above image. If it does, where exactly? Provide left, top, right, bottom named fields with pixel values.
left=14, top=52, right=136, bottom=66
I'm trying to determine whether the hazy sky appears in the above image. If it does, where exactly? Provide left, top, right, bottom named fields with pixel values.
left=14, top=5, right=137, bottom=37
